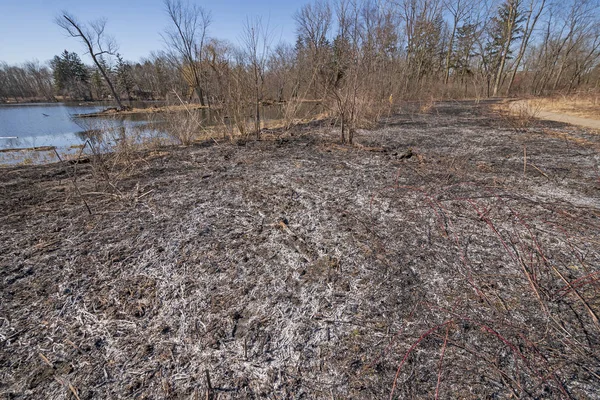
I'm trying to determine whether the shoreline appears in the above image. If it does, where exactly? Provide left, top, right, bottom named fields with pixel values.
left=74, top=103, right=210, bottom=118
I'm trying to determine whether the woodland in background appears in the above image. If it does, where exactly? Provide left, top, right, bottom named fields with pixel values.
left=1, top=0, right=599, bottom=137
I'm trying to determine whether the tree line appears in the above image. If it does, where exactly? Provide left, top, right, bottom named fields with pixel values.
left=0, top=51, right=187, bottom=103
left=1, top=0, right=599, bottom=133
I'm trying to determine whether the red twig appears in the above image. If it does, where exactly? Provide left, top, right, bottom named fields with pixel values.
left=554, top=271, right=600, bottom=300
left=466, top=198, right=546, bottom=310
left=435, top=325, right=450, bottom=400
left=389, top=320, right=453, bottom=400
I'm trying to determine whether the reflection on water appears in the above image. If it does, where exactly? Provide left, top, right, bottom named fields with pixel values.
left=0, top=102, right=161, bottom=165
left=0, top=102, right=154, bottom=150
left=1, top=103, right=102, bottom=148
left=0, top=101, right=323, bottom=165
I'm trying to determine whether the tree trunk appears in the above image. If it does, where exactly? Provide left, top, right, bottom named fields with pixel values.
left=194, top=85, right=206, bottom=106
left=444, top=23, right=458, bottom=85
left=552, top=60, right=566, bottom=91
left=255, top=69, right=261, bottom=139
left=493, top=44, right=511, bottom=97
left=506, top=0, right=546, bottom=96
left=62, top=15, right=124, bottom=110
left=92, top=54, right=123, bottom=109
left=340, top=112, right=346, bottom=144
left=493, top=2, right=518, bottom=97
left=255, top=100, right=261, bottom=139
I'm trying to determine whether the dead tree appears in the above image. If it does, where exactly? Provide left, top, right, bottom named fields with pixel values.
left=56, top=12, right=124, bottom=109
left=241, top=17, right=272, bottom=139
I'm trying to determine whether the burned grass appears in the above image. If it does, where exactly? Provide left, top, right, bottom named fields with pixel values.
left=1, top=101, right=599, bottom=399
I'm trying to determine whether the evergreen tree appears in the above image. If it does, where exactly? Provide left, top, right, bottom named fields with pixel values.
left=452, top=23, right=479, bottom=80
left=116, top=54, right=134, bottom=101
left=485, top=0, right=525, bottom=95
left=91, top=69, right=109, bottom=100
left=50, top=50, right=91, bottom=100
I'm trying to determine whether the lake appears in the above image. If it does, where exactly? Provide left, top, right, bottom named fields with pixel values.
left=0, top=101, right=323, bottom=165
left=0, top=102, right=158, bottom=149
left=0, top=102, right=158, bottom=165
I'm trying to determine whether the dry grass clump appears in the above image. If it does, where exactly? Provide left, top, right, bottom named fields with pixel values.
left=353, top=96, right=391, bottom=130
left=494, top=99, right=542, bottom=131
left=533, top=92, right=600, bottom=120
left=68, top=117, right=167, bottom=199
left=419, top=97, right=437, bottom=114
left=280, top=97, right=308, bottom=131
left=161, top=108, right=208, bottom=146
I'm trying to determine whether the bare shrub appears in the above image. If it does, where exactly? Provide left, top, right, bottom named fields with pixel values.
left=497, top=99, right=541, bottom=131
left=162, top=109, right=203, bottom=145
left=281, top=95, right=306, bottom=131
left=71, top=117, right=156, bottom=194
left=419, top=97, right=437, bottom=114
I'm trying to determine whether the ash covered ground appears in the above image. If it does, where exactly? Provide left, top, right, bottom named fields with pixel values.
left=1, top=101, right=599, bottom=399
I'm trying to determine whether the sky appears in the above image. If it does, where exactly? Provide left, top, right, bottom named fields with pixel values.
left=0, top=0, right=301, bottom=65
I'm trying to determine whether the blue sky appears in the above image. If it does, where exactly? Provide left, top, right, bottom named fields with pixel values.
left=0, top=0, right=301, bottom=65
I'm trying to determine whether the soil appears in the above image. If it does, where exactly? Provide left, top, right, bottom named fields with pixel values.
left=533, top=97, right=600, bottom=121
left=1, top=101, right=599, bottom=399
left=508, top=99, right=600, bottom=130
left=534, top=110, right=600, bottom=131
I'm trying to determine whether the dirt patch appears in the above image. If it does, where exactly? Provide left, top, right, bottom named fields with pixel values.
left=535, top=110, right=600, bottom=131
left=533, top=96, right=600, bottom=121
left=1, top=101, right=599, bottom=398
left=501, top=99, right=600, bottom=132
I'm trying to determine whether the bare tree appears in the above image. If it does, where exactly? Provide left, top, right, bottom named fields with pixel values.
left=56, top=12, right=124, bottom=109
left=267, top=43, right=297, bottom=102
left=24, top=61, right=55, bottom=101
left=295, top=0, right=333, bottom=98
left=443, top=0, right=475, bottom=85
left=294, top=0, right=332, bottom=54
left=505, top=0, right=547, bottom=94
left=241, top=16, right=272, bottom=139
left=322, top=0, right=393, bottom=144
left=552, top=0, right=599, bottom=91
left=163, top=0, right=211, bottom=106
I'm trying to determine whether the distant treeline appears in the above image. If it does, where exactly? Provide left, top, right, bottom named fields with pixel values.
left=0, top=51, right=186, bottom=103
left=1, top=0, right=599, bottom=106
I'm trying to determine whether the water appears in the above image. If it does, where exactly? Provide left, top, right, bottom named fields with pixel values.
left=0, top=102, right=157, bottom=165
left=0, top=101, right=323, bottom=165
left=0, top=103, right=150, bottom=150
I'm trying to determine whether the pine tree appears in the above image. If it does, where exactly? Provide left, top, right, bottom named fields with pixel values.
left=452, top=23, right=479, bottom=81
left=91, top=69, right=108, bottom=100
left=116, top=54, right=134, bottom=101
left=50, top=50, right=91, bottom=100
left=486, top=0, right=525, bottom=96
